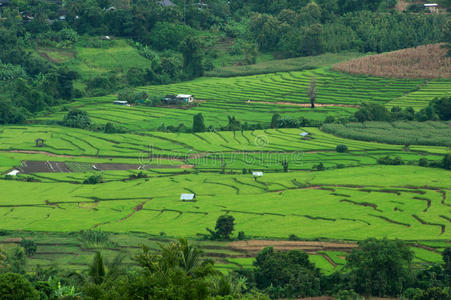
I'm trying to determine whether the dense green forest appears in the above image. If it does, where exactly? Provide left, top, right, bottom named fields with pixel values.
left=1, top=236, right=450, bottom=299
left=0, top=0, right=449, bottom=124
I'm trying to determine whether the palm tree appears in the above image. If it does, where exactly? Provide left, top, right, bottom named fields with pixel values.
left=178, top=238, right=202, bottom=276
left=0, top=247, right=6, bottom=270
left=89, top=252, right=106, bottom=285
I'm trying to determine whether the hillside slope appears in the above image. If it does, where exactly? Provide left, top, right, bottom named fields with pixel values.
left=333, top=44, right=451, bottom=79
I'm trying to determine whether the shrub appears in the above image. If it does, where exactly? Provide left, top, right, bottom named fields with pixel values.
left=237, top=231, right=246, bottom=240
left=418, top=157, right=428, bottom=167
left=354, top=102, right=391, bottom=122
left=207, top=215, right=235, bottom=240
left=104, top=122, right=116, bottom=133
left=443, top=153, right=451, bottom=170
left=0, top=273, right=39, bottom=299
left=128, top=172, right=148, bottom=180
left=314, top=162, right=325, bottom=171
left=193, top=113, right=206, bottom=132
left=288, top=234, right=301, bottom=241
left=78, top=230, right=115, bottom=249
left=61, top=110, right=91, bottom=129
left=377, top=156, right=404, bottom=165
left=336, top=144, right=348, bottom=153
left=20, top=239, right=37, bottom=257
left=282, top=160, right=288, bottom=172
left=324, top=116, right=335, bottom=123
left=83, top=175, right=103, bottom=184
left=271, top=113, right=281, bottom=128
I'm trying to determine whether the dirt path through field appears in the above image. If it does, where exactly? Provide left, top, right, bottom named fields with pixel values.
left=245, top=100, right=359, bottom=108
left=6, top=150, right=76, bottom=158
left=229, top=240, right=357, bottom=255
left=4, top=150, right=187, bottom=162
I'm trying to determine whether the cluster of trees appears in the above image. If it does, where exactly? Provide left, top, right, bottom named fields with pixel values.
left=247, top=4, right=447, bottom=58
left=353, top=96, right=451, bottom=123
left=0, top=0, right=211, bottom=124
left=0, top=237, right=265, bottom=299
left=418, top=153, right=451, bottom=170
left=2, top=236, right=449, bottom=299
left=61, top=110, right=124, bottom=133
left=0, top=0, right=448, bottom=124
left=238, top=238, right=451, bottom=299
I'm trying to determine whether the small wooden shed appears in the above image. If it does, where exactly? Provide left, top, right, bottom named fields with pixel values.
left=35, top=138, right=45, bottom=147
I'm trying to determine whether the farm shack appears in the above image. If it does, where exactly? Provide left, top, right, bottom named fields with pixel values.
left=176, top=94, right=194, bottom=103
left=424, top=3, right=439, bottom=13
left=163, top=94, right=194, bottom=104
left=7, top=169, right=19, bottom=176
left=35, top=138, right=45, bottom=147
left=252, top=171, right=263, bottom=177
left=300, top=132, right=309, bottom=137
left=113, top=100, right=128, bottom=105
left=180, top=193, right=195, bottom=201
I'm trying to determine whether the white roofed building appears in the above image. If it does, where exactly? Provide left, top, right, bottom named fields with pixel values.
left=180, top=193, right=195, bottom=201
left=176, top=94, right=194, bottom=103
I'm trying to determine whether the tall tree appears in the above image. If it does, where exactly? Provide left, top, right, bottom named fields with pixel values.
left=302, top=24, right=324, bottom=55
left=0, top=273, right=39, bottom=300
left=253, top=247, right=321, bottom=298
left=89, top=252, right=106, bottom=285
left=181, top=35, right=204, bottom=79
left=308, top=78, right=317, bottom=108
left=271, top=113, right=281, bottom=128
left=7, top=247, right=26, bottom=274
left=0, top=247, right=6, bottom=271
left=215, top=215, right=235, bottom=240
left=193, top=113, right=205, bottom=132
left=346, top=238, right=414, bottom=297
left=177, top=238, right=203, bottom=276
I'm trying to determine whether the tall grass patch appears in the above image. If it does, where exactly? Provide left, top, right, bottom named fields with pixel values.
left=322, top=121, right=451, bottom=147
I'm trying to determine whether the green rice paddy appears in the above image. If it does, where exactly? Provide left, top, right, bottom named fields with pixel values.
left=0, top=165, right=449, bottom=241
left=1, top=61, right=450, bottom=274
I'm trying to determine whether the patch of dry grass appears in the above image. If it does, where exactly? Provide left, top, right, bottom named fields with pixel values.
left=332, top=44, right=451, bottom=79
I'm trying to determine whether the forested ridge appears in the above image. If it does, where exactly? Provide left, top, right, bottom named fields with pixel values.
left=0, top=0, right=449, bottom=124
left=0, top=2, right=451, bottom=298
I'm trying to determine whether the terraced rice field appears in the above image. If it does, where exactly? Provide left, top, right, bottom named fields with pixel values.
left=387, top=79, right=451, bottom=109
left=35, top=94, right=356, bottom=132
left=0, top=166, right=449, bottom=241
left=34, top=67, right=450, bottom=133
left=2, top=62, right=450, bottom=275
left=0, top=126, right=446, bottom=173
left=138, top=68, right=425, bottom=105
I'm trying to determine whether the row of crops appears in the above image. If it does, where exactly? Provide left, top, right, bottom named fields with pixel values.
left=136, top=68, right=425, bottom=105
left=322, top=121, right=451, bottom=147
left=34, top=67, right=451, bottom=132
left=36, top=94, right=355, bottom=132
left=387, top=79, right=451, bottom=109
left=0, top=126, right=448, bottom=160
left=0, top=166, right=449, bottom=240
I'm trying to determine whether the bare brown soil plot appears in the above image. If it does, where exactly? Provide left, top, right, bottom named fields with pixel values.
left=20, top=161, right=72, bottom=173
left=333, top=44, right=451, bottom=79
left=229, top=240, right=357, bottom=255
